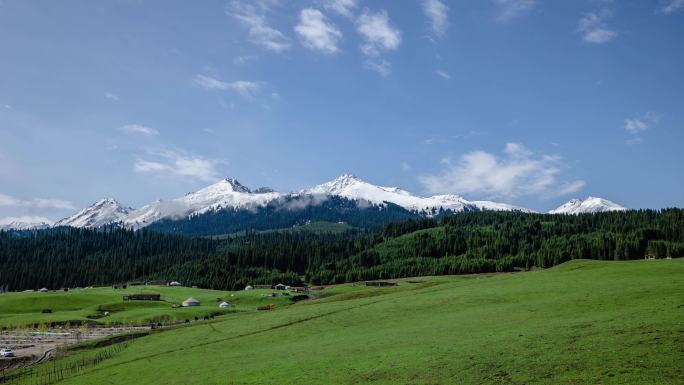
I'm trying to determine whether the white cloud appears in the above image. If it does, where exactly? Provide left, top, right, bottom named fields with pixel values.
left=227, top=1, right=291, bottom=53
left=624, top=111, right=661, bottom=134
left=662, top=0, right=684, bottom=14
left=355, top=9, right=401, bottom=76
left=0, top=216, right=53, bottom=226
left=295, top=9, right=343, bottom=54
left=134, top=150, right=220, bottom=182
left=104, top=92, right=119, bottom=101
left=435, top=69, right=450, bottom=79
left=364, top=59, right=392, bottom=77
left=271, top=91, right=280, bottom=100
left=119, top=124, right=159, bottom=136
left=401, top=161, right=411, bottom=172
left=0, top=193, right=75, bottom=210
left=193, top=75, right=262, bottom=97
left=422, top=0, right=448, bottom=36
left=495, top=0, right=536, bottom=22
left=577, top=11, right=617, bottom=44
left=133, top=160, right=170, bottom=173
left=322, top=0, right=358, bottom=19
left=356, top=9, right=402, bottom=57
left=420, top=143, right=584, bottom=199
left=233, top=55, right=258, bottom=65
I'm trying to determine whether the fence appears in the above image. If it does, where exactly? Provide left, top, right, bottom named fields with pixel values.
left=0, top=342, right=128, bottom=385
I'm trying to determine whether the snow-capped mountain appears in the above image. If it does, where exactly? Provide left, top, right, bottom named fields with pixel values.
left=54, top=198, right=132, bottom=228
left=549, top=197, right=627, bottom=214
left=51, top=174, right=537, bottom=230
left=0, top=216, right=53, bottom=231
left=303, top=174, right=475, bottom=212
left=123, top=178, right=281, bottom=229
left=302, top=174, right=533, bottom=214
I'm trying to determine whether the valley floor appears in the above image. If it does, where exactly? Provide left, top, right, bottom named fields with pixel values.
left=3, top=259, right=684, bottom=384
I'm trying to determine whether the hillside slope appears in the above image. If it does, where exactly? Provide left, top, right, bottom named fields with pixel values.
left=11, top=259, right=684, bottom=385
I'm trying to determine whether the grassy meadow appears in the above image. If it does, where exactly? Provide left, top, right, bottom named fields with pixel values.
left=3, top=258, right=682, bottom=384
left=0, top=285, right=293, bottom=328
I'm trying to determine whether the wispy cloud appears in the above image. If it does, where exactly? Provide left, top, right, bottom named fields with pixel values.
left=355, top=9, right=402, bottom=76
left=104, top=92, right=119, bottom=101
left=422, top=0, right=448, bottom=37
left=193, top=75, right=262, bottom=97
left=401, top=161, right=411, bottom=172
left=364, top=59, right=392, bottom=77
left=661, top=0, right=684, bottom=14
left=624, top=111, right=661, bottom=134
left=420, top=143, right=584, bottom=199
left=227, top=0, right=291, bottom=53
left=233, top=55, right=258, bottom=65
left=625, top=137, right=644, bottom=145
left=134, top=150, right=220, bottom=182
left=494, top=0, right=536, bottom=22
left=119, top=124, right=159, bottom=136
left=577, top=10, right=617, bottom=44
left=435, top=69, right=451, bottom=79
left=322, top=0, right=358, bottom=19
left=295, top=8, right=343, bottom=54
left=0, top=193, right=76, bottom=210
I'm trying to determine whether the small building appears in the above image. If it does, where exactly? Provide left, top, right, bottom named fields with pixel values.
left=219, top=302, right=230, bottom=308
left=244, top=285, right=254, bottom=291
left=123, top=293, right=161, bottom=301
left=365, top=281, right=398, bottom=287
left=169, top=281, right=182, bottom=287
left=182, top=297, right=200, bottom=307
left=644, top=255, right=656, bottom=260
left=290, top=287, right=309, bottom=293
left=39, top=287, right=49, bottom=292
left=274, top=283, right=287, bottom=290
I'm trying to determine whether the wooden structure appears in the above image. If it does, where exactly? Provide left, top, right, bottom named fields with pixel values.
left=644, top=254, right=656, bottom=260
left=123, top=293, right=161, bottom=301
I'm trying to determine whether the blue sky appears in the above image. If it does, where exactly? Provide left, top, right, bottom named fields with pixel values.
left=0, top=0, right=683, bottom=220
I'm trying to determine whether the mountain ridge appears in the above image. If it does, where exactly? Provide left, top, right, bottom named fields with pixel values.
left=2, top=175, right=628, bottom=231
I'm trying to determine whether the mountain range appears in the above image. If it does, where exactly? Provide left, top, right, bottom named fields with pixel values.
left=1, top=174, right=627, bottom=232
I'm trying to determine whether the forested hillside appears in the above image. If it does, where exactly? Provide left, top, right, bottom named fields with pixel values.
left=1, top=209, right=683, bottom=291
left=147, top=196, right=421, bottom=236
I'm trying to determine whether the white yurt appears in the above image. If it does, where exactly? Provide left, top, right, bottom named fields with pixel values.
left=182, top=297, right=200, bottom=307
left=39, top=287, right=48, bottom=292
left=219, top=302, right=230, bottom=308
left=244, top=285, right=254, bottom=291
left=169, top=281, right=181, bottom=287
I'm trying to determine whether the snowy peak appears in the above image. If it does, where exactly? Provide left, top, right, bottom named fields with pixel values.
left=303, top=174, right=525, bottom=214
left=549, top=197, right=627, bottom=214
left=123, top=177, right=282, bottom=229
left=220, top=177, right=251, bottom=193
left=55, top=198, right=132, bottom=228
left=0, top=216, right=53, bottom=231
left=304, top=173, right=368, bottom=195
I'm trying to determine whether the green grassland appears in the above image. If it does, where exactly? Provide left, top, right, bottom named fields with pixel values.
left=5, top=258, right=683, bottom=384
left=0, top=286, right=294, bottom=328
